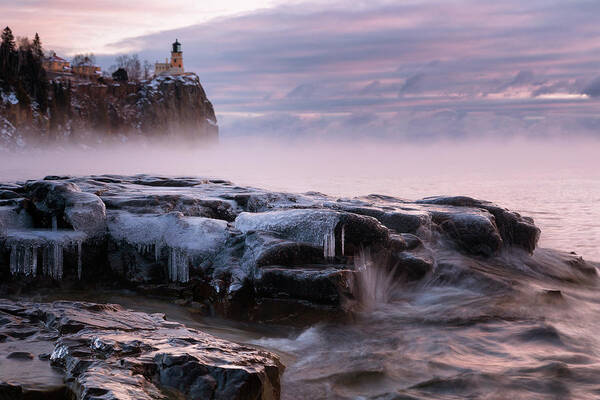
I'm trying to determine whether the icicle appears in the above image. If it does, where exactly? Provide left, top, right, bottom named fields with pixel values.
left=341, top=225, right=345, bottom=256
left=154, top=242, right=160, bottom=262
left=17, top=246, right=24, bottom=274
left=22, top=246, right=31, bottom=276
left=58, top=244, right=63, bottom=279
left=52, top=216, right=58, bottom=231
left=42, top=245, right=49, bottom=276
left=323, top=228, right=336, bottom=260
left=8, top=244, right=40, bottom=277
left=179, top=250, right=189, bottom=283
left=168, top=248, right=175, bottom=281
left=32, top=246, right=38, bottom=277
left=77, top=241, right=83, bottom=280
left=167, top=247, right=189, bottom=283
left=9, top=245, right=17, bottom=275
left=52, top=243, right=63, bottom=280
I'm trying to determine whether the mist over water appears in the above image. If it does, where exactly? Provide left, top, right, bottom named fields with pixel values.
left=2, top=137, right=599, bottom=260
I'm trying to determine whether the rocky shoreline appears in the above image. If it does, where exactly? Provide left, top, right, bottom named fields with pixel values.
left=0, top=299, right=282, bottom=399
left=1, top=175, right=597, bottom=399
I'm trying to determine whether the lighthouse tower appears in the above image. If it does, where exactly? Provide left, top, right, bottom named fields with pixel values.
left=154, top=39, right=185, bottom=76
left=170, top=39, right=183, bottom=72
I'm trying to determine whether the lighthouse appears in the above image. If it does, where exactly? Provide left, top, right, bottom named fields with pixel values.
left=170, top=39, right=183, bottom=71
left=154, top=39, right=185, bottom=76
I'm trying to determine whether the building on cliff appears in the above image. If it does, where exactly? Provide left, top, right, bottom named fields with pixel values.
left=154, top=39, right=186, bottom=76
left=72, top=57, right=101, bottom=80
left=44, top=53, right=102, bottom=82
left=43, top=53, right=72, bottom=77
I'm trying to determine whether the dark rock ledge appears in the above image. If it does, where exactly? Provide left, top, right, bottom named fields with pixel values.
left=0, top=175, right=596, bottom=320
left=0, top=299, right=283, bottom=400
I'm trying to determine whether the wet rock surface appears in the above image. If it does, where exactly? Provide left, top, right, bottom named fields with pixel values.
left=0, top=299, right=283, bottom=400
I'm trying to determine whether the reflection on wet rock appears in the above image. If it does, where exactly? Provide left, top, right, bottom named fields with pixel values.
left=0, top=299, right=283, bottom=399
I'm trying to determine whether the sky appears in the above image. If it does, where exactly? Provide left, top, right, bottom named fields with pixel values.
left=2, top=0, right=600, bottom=140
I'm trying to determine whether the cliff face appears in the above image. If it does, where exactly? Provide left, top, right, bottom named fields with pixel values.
left=0, top=74, right=218, bottom=148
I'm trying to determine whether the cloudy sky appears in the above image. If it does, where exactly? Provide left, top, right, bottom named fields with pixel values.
left=2, top=0, right=600, bottom=139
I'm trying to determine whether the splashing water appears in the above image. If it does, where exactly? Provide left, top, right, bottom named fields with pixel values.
left=353, top=248, right=399, bottom=310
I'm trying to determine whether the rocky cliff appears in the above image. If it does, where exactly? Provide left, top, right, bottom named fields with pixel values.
left=0, top=74, right=218, bottom=148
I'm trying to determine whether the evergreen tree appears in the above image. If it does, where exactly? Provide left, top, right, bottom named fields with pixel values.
left=32, top=33, right=43, bottom=59
left=0, top=26, right=16, bottom=77
left=1, top=26, right=16, bottom=52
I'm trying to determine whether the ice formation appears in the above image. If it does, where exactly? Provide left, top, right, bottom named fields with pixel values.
left=10, top=244, right=37, bottom=277
left=235, top=209, right=342, bottom=247
left=168, top=247, right=189, bottom=283
left=107, top=212, right=228, bottom=283
left=341, top=224, right=345, bottom=256
left=5, top=230, right=86, bottom=280
left=323, top=228, right=336, bottom=260
left=77, top=241, right=83, bottom=280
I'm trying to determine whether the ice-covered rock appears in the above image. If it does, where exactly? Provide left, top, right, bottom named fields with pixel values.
left=107, top=211, right=228, bottom=282
left=24, top=180, right=106, bottom=235
left=0, top=205, right=33, bottom=230
left=419, top=195, right=540, bottom=253
left=235, top=209, right=342, bottom=247
left=326, top=202, right=432, bottom=234
left=235, top=209, right=389, bottom=259
left=1, top=175, right=593, bottom=320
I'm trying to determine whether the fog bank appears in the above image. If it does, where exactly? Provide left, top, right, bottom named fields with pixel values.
left=1, top=137, right=598, bottom=196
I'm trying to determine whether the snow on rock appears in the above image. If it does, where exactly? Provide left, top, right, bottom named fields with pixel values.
left=0, top=116, right=18, bottom=149
left=0, top=90, right=19, bottom=105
